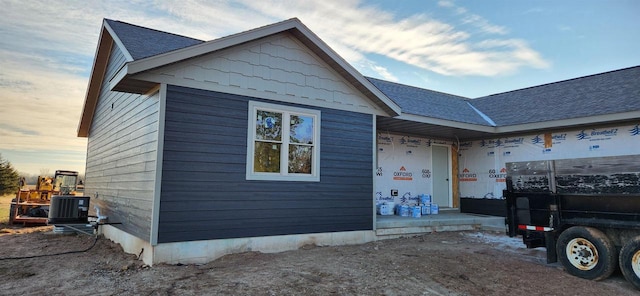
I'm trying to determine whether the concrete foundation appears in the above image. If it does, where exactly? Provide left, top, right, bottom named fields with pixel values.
left=152, top=230, right=376, bottom=265
left=99, top=226, right=375, bottom=266
left=98, top=211, right=504, bottom=266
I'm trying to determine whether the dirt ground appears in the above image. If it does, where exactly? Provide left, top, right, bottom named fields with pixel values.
left=0, top=225, right=637, bottom=296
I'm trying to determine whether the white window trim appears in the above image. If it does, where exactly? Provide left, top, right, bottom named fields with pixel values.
left=246, top=101, right=321, bottom=182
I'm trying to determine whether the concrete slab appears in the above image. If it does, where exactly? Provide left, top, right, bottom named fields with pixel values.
left=375, top=209, right=505, bottom=237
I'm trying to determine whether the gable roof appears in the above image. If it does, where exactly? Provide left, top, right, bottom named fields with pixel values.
left=78, top=18, right=401, bottom=137
left=470, top=66, right=640, bottom=128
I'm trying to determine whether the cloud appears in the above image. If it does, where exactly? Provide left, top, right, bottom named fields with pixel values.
left=558, top=25, right=573, bottom=32
left=0, top=0, right=550, bottom=173
left=438, top=1, right=455, bottom=8
left=1, top=0, right=549, bottom=85
left=439, top=0, right=508, bottom=35
left=0, top=123, right=40, bottom=136
left=368, top=63, right=399, bottom=82
left=0, top=2, right=103, bottom=60
left=127, top=0, right=546, bottom=78
left=524, top=8, right=545, bottom=14
left=461, top=14, right=508, bottom=35
left=218, top=0, right=547, bottom=76
left=0, top=75, right=34, bottom=92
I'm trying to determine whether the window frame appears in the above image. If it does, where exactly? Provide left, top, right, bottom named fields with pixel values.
left=246, top=101, right=321, bottom=181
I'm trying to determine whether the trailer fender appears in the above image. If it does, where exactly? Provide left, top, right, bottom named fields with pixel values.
left=557, top=226, right=617, bottom=281
left=619, top=236, right=640, bottom=290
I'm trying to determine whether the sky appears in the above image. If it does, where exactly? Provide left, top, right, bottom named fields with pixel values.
left=1, top=0, right=639, bottom=176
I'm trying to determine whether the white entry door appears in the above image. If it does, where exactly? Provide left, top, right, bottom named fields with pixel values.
left=432, top=145, right=451, bottom=207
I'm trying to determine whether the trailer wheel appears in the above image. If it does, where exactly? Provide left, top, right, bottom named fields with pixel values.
left=557, top=226, right=616, bottom=281
left=619, top=236, right=640, bottom=290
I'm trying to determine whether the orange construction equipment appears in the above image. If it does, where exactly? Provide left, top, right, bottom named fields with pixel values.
left=9, top=170, right=79, bottom=225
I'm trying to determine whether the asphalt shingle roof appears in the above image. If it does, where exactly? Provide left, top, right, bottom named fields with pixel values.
left=105, top=19, right=204, bottom=60
left=366, top=77, right=493, bottom=126
left=470, top=66, right=640, bottom=126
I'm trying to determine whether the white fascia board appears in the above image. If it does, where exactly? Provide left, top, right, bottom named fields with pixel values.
left=495, top=110, right=640, bottom=133
left=397, top=113, right=497, bottom=133
left=103, top=20, right=134, bottom=62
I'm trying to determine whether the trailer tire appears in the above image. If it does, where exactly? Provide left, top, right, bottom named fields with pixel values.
left=556, top=226, right=616, bottom=281
left=619, top=236, right=640, bottom=290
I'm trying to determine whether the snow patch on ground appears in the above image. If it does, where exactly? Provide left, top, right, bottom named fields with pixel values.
left=462, top=232, right=528, bottom=249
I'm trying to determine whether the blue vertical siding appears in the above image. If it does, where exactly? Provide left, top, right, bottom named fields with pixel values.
left=158, top=85, right=373, bottom=243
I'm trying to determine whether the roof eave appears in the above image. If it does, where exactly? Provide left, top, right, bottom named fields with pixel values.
left=387, top=110, right=640, bottom=141
left=77, top=24, right=114, bottom=137
left=495, top=111, right=640, bottom=134
left=107, top=63, right=158, bottom=94
left=397, top=113, right=497, bottom=133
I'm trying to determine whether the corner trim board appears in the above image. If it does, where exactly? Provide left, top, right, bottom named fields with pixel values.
left=150, top=83, right=167, bottom=246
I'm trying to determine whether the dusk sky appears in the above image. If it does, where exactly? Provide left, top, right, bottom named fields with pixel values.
left=1, top=0, right=639, bottom=175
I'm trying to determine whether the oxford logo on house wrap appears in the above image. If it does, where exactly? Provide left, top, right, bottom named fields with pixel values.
left=489, top=168, right=507, bottom=182
left=459, top=168, right=478, bottom=182
left=393, top=166, right=413, bottom=181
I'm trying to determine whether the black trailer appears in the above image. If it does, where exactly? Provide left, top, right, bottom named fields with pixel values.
left=504, top=155, right=640, bottom=290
